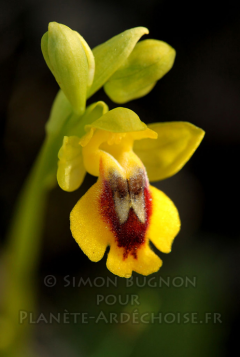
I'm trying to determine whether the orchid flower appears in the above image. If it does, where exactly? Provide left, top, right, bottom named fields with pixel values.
left=42, top=22, right=205, bottom=277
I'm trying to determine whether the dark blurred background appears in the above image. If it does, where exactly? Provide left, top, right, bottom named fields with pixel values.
left=0, top=0, right=240, bottom=356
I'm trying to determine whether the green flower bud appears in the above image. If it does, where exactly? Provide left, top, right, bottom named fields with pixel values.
left=88, top=27, right=149, bottom=97
left=104, top=39, right=176, bottom=104
left=41, top=22, right=95, bottom=115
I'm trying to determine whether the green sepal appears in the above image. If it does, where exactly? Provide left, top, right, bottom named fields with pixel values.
left=57, top=101, right=109, bottom=191
left=67, top=101, right=109, bottom=138
left=86, top=107, right=147, bottom=133
left=133, top=122, right=205, bottom=181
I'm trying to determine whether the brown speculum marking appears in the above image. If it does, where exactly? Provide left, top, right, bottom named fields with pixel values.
left=100, top=168, right=152, bottom=259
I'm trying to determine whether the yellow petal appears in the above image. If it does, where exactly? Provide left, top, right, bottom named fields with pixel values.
left=148, top=185, right=180, bottom=253
left=133, top=122, right=205, bottom=181
left=70, top=181, right=113, bottom=262
left=107, top=243, right=162, bottom=278
left=57, top=136, right=86, bottom=192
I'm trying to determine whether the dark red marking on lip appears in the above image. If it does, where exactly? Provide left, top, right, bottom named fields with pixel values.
left=99, top=171, right=152, bottom=260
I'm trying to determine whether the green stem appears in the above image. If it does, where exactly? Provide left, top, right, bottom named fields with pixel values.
left=0, top=97, right=98, bottom=356
left=8, top=137, right=54, bottom=274
left=0, top=134, right=61, bottom=356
